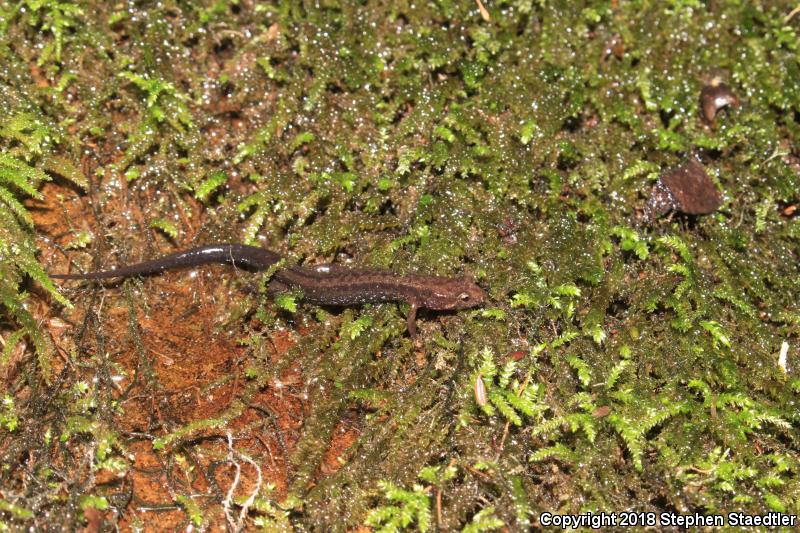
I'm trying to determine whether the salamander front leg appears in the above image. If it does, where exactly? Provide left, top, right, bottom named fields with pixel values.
left=407, top=302, right=418, bottom=339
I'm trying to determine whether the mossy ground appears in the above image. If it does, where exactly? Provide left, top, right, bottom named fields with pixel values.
left=1, top=0, right=799, bottom=531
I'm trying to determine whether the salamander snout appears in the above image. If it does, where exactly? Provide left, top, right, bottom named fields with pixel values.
left=456, top=282, right=488, bottom=308
left=431, top=278, right=487, bottom=310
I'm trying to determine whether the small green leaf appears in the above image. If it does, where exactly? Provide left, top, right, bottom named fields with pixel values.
left=343, top=315, right=373, bottom=340
left=519, top=121, right=538, bottom=145
left=480, top=308, right=506, bottom=320
left=700, top=320, right=731, bottom=349
left=124, top=167, right=141, bottom=181
left=79, top=495, right=109, bottom=511
left=461, top=506, right=504, bottom=533
left=175, top=494, right=204, bottom=526
left=194, top=171, right=227, bottom=202
left=0, top=499, right=34, bottom=519
left=290, top=131, right=315, bottom=151
left=566, top=355, right=591, bottom=387
left=65, top=230, right=93, bottom=249
left=150, top=218, right=179, bottom=239
left=434, top=125, right=456, bottom=143
left=275, top=293, right=297, bottom=313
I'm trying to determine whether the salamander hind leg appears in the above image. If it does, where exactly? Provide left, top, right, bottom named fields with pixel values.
left=406, top=302, right=418, bottom=339
left=267, top=278, right=292, bottom=296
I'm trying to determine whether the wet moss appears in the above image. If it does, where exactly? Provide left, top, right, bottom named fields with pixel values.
left=0, top=0, right=799, bottom=530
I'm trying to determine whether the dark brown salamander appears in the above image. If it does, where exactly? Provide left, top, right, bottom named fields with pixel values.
left=51, top=243, right=487, bottom=337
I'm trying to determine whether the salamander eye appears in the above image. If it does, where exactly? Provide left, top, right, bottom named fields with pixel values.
left=458, top=292, right=471, bottom=302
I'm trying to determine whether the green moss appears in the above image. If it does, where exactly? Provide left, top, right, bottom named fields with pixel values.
left=1, top=0, right=799, bottom=530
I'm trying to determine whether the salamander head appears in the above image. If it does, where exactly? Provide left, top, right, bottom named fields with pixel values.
left=420, top=277, right=487, bottom=310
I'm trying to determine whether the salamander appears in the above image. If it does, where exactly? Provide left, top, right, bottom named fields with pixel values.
left=51, top=243, right=487, bottom=337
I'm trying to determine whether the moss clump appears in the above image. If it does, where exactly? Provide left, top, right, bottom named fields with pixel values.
left=1, top=0, right=799, bottom=530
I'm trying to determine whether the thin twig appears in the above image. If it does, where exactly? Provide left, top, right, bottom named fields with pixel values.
left=476, top=0, right=491, bottom=22
left=497, top=373, right=531, bottom=453
left=784, top=5, right=800, bottom=22
left=222, top=431, right=240, bottom=531
left=235, top=448, right=262, bottom=531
